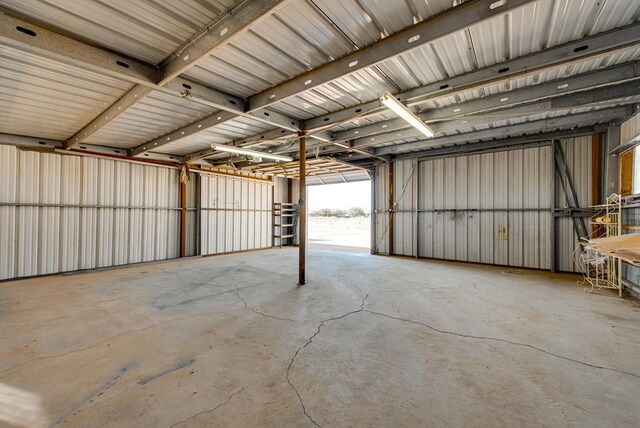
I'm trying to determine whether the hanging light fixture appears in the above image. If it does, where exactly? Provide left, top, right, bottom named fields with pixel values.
left=211, top=144, right=292, bottom=162
left=379, top=92, right=434, bottom=138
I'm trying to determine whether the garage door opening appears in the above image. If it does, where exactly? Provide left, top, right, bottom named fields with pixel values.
left=308, top=181, right=371, bottom=252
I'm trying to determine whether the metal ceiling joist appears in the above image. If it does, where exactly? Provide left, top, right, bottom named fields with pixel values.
left=247, top=0, right=535, bottom=111
left=183, top=129, right=334, bottom=164
left=58, top=0, right=293, bottom=149
left=0, top=10, right=157, bottom=84
left=355, top=97, right=636, bottom=150
left=391, top=127, right=598, bottom=161
left=0, top=133, right=184, bottom=163
left=131, top=105, right=307, bottom=157
left=303, top=22, right=640, bottom=132
left=159, top=0, right=290, bottom=84
left=278, top=78, right=640, bottom=159
left=329, top=81, right=640, bottom=149
left=375, top=105, right=634, bottom=156
left=129, top=110, right=239, bottom=157
left=332, top=61, right=640, bottom=142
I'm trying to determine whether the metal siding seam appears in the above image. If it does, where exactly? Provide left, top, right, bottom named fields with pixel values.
left=0, top=147, right=15, bottom=279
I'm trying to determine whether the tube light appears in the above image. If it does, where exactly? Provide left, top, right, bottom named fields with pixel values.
left=211, top=144, right=292, bottom=162
left=380, top=92, right=434, bottom=138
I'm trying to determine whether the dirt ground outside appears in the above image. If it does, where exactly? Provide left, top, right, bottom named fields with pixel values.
left=308, top=216, right=370, bottom=250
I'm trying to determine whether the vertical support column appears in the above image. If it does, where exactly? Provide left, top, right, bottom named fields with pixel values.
left=298, top=131, right=307, bottom=285
left=605, top=123, right=622, bottom=197
left=388, top=161, right=394, bottom=256
left=370, top=163, right=377, bottom=255
left=414, top=158, right=419, bottom=259
left=592, top=133, right=600, bottom=207
left=271, top=185, right=275, bottom=248
left=180, top=177, right=187, bottom=258
left=195, top=173, right=201, bottom=255
left=550, top=142, right=556, bottom=273
left=592, top=133, right=602, bottom=238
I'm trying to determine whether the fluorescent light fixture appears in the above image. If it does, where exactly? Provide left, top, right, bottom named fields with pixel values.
left=379, top=92, right=434, bottom=138
left=211, top=144, right=292, bottom=162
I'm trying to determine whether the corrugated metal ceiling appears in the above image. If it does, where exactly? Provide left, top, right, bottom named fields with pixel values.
left=0, top=43, right=132, bottom=140
left=0, top=0, right=237, bottom=64
left=0, top=0, right=639, bottom=169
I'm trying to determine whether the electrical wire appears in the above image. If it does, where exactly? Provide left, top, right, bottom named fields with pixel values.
left=374, top=162, right=416, bottom=253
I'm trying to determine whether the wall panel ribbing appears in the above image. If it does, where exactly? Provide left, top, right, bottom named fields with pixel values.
left=374, top=138, right=592, bottom=272
left=0, top=145, right=181, bottom=280
left=199, top=174, right=277, bottom=256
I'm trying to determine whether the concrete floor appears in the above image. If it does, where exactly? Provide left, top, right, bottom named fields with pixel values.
left=1, top=248, right=640, bottom=428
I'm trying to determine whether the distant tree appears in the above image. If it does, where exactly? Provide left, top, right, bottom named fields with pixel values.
left=332, top=209, right=348, bottom=218
left=347, top=206, right=367, bottom=217
left=310, top=208, right=332, bottom=217
left=310, top=207, right=368, bottom=217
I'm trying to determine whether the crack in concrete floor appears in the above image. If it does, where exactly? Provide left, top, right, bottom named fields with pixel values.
left=361, top=309, right=640, bottom=380
left=169, top=385, right=249, bottom=428
left=235, top=285, right=297, bottom=323
left=4, top=249, right=640, bottom=426
left=286, top=294, right=369, bottom=427
left=283, top=293, right=640, bottom=427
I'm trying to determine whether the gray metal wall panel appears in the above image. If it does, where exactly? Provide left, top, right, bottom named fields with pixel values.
left=373, top=162, right=389, bottom=255
left=0, top=146, right=182, bottom=280
left=556, top=136, right=593, bottom=273
left=393, top=159, right=416, bottom=257
left=621, top=112, right=640, bottom=144
left=186, top=172, right=198, bottom=257
left=377, top=141, right=591, bottom=271
left=199, top=173, right=275, bottom=256
left=0, top=146, right=16, bottom=279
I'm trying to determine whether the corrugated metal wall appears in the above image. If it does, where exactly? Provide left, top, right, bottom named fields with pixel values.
left=0, top=145, right=180, bottom=279
left=620, top=113, right=640, bottom=296
left=555, top=136, right=594, bottom=272
left=374, top=137, right=593, bottom=272
left=200, top=174, right=274, bottom=255
left=0, top=145, right=292, bottom=280
left=621, top=112, right=640, bottom=144
left=374, top=162, right=390, bottom=255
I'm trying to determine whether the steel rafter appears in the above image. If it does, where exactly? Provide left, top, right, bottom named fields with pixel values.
left=331, top=62, right=640, bottom=142
left=247, top=0, right=536, bottom=111
left=374, top=106, right=634, bottom=156
left=0, top=5, right=300, bottom=149
left=303, top=22, right=640, bottom=133
left=63, top=0, right=293, bottom=148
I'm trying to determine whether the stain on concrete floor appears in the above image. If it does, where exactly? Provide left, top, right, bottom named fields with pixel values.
left=1, top=248, right=640, bottom=427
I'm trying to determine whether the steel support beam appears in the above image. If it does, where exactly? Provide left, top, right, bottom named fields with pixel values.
left=375, top=106, right=634, bottom=156
left=605, top=123, right=622, bottom=196
left=298, top=132, right=307, bottom=285
left=388, top=161, right=394, bottom=256
left=291, top=102, right=632, bottom=159
left=337, top=83, right=640, bottom=149
left=0, top=133, right=184, bottom=163
left=553, top=140, right=589, bottom=239
left=59, top=0, right=292, bottom=148
left=0, top=11, right=265, bottom=135
left=180, top=176, right=188, bottom=258
left=388, top=127, right=595, bottom=161
left=331, top=62, right=640, bottom=142
left=159, top=0, right=290, bottom=84
left=183, top=130, right=333, bottom=164
left=0, top=10, right=158, bottom=85
left=303, top=22, right=640, bottom=132
left=248, top=0, right=535, bottom=111
left=371, top=162, right=377, bottom=254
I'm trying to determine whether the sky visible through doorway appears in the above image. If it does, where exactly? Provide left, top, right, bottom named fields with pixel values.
left=308, top=181, right=371, bottom=212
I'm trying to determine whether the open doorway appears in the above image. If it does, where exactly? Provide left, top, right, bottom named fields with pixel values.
left=307, top=181, right=371, bottom=252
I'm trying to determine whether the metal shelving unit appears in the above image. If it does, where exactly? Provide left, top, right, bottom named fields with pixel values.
left=273, top=202, right=298, bottom=248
